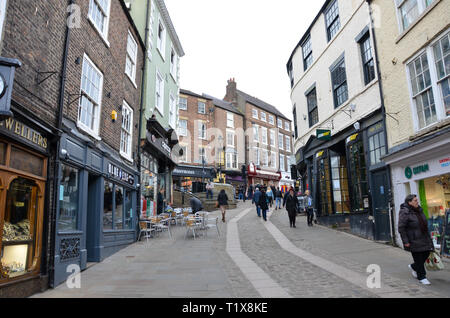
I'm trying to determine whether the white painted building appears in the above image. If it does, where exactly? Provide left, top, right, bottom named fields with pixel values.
left=287, top=0, right=392, bottom=241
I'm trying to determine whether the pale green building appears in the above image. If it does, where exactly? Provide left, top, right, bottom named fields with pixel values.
left=129, top=0, right=184, bottom=215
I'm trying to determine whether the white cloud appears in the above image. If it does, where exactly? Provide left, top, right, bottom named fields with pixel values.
left=165, top=0, right=325, bottom=120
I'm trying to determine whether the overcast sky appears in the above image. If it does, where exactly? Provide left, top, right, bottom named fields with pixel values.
left=164, top=0, right=324, bottom=120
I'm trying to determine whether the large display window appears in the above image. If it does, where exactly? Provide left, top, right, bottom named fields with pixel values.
left=58, top=165, right=80, bottom=232
left=103, top=181, right=134, bottom=231
left=0, top=140, right=46, bottom=282
left=347, top=137, right=369, bottom=213
left=317, top=151, right=333, bottom=216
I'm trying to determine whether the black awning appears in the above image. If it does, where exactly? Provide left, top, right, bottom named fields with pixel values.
left=172, top=165, right=215, bottom=179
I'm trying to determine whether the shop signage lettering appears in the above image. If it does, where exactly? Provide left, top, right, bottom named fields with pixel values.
left=161, top=141, right=171, bottom=154
left=317, top=129, right=331, bottom=141
left=0, top=118, right=48, bottom=150
left=439, top=157, right=450, bottom=168
left=108, top=163, right=135, bottom=186
left=405, top=164, right=430, bottom=179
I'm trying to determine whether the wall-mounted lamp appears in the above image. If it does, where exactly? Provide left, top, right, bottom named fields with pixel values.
left=392, top=57, right=398, bottom=65
left=61, top=148, right=69, bottom=159
left=303, top=114, right=307, bottom=121
left=353, top=122, right=361, bottom=131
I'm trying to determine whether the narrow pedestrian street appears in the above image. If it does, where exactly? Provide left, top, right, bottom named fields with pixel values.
left=32, top=202, right=450, bottom=298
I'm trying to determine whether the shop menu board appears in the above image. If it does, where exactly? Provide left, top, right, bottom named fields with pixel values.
left=442, top=209, right=450, bottom=257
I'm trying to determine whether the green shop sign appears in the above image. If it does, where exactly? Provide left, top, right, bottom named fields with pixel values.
left=405, top=164, right=430, bottom=179
left=317, top=129, right=331, bottom=141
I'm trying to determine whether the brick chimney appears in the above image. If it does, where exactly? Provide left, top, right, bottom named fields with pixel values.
left=225, top=78, right=238, bottom=106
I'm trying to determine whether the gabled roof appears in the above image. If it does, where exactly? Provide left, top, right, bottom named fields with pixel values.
left=180, top=89, right=211, bottom=100
left=202, top=94, right=243, bottom=116
left=236, top=90, right=291, bottom=121
left=155, top=0, right=185, bottom=57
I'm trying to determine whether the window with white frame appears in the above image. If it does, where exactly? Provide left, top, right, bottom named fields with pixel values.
left=325, top=0, right=340, bottom=42
left=252, top=109, right=258, bottom=119
left=261, top=127, right=268, bottom=145
left=261, top=112, right=267, bottom=122
left=408, top=52, right=437, bottom=129
left=271, top=152, right=277, bottom=169
left=277, top=118, right=283, bottom=129
left=270, top=130, right=275, bottom=147
left=0, top=0, right=7, bottom=43
left=268, top=115, right=275, bottom=125
left=253, top=125, right=259, bottom=142
left=199, top=147, right=206, bottom=164
left=285, top=136, right=291, bottom=152
left=227, top=112, right=234, bottom=128
left=157, top=20, right=166, bottom=58
left=278, top=133, right=284, bottom=150
left=155, top=71, right=164, bottom=114
left=198, top=122, right=207, bottom=140
left=198, top=101, right=206, bottom=114
left=226, top=152, right=238, bottom=169
left=253, top=148, right=260, bottom=166
left=285, top=121, right=290, bottom=131
left=432, top=31, right=450, bottom=116
left=125, top=31, right=138, bottom=83
left=88, top=0, right=111, bottom=41
left=169, top=94, right=176, bottom=128
left=120, top=101, right=133, bottom=160
left=179, top=97, right=187, bottom=110
left=262, top=150, right=269, bottom=167
left=396, top=0, right=435, bottom=32
left=79, top=55, right=103, bottom=136
left=280, top=154, right=285, bottom=172
left=170, top=48, right=177, bottom=79
left=227, top=130, right=235, bottom=147
left=178, top=119, right=187, bottom=136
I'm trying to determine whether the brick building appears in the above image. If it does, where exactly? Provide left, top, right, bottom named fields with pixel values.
left=0, top=0, right=145, bottom=296
left=224, top=79, right=294, bottom=190
left=174, top=89, right=245, bottom=192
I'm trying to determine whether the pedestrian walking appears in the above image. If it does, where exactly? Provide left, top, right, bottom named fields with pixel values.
left=266, top=187, right=274, bottom=208
left=258, top=188, right=269, bottom=221
left=217, top=189, right=229, bottom=223
left=305, top=190, right=314, bottom=226
left=398, top=194, right=435, bottom=285
left=283, top=187, right=299, bottom=228
left=275, top=187, right=283, bottom=210
left=252, top=187, right=262, bottom=218
left=206, top=181, right=214, bottom=199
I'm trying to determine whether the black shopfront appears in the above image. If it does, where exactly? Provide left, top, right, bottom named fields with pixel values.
left=52, top=119, right=139, bottom=287
left=297, top=111, right=391, bottom=241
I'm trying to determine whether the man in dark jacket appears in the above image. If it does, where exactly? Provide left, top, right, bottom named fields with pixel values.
left=157, top=188, right=166, bottom=215
left=283, top=188, right=299, bottom=228
left=398, top=194, right=434, bottom=285
left=190, top=196, right=204, bottom=214
left=275, top=187, right=283, bottom=210
left=252, top=187, right=262, bottom=218
left=258, top=189, right=269, bottom=221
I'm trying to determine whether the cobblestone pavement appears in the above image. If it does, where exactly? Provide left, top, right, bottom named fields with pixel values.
left=33, top=201, right=450, bottom=298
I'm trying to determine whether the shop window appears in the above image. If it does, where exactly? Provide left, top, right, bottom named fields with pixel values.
left=330, top=154, right=350, bottom=214
left=58, top=165, right=80, bottom=232
left=348, top=140, right=369, bottom=212
left=369, top=131, right=386, bottom=165
left=0, top=142, right=5, bottom=165
left=114, top=187, right=124, bottom=230
left=124, top=189, right=133, bottom=230
left=103, top=181, right=114, bottom=230
left=10, top=146, right=43, bottom=177
left=318, top=155, right=333, bottom=216
left=1, top=178, right=38, bottom=279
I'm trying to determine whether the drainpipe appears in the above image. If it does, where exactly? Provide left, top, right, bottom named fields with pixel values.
left=48, top=0, right=73, bottom=287
left=136, top=0, right=151, bottom=225
left=366, top=0, right=397, bottom=246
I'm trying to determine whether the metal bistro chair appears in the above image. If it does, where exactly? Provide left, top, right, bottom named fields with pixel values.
left=138, top=220, right=155, bottom=242
left=154, top=215, right=173, bottom=239
left=205, top=216, right=220, bottom=238
left=184, top=216, right=202, bottom=240
left=195, top=211, right=209, bottom=230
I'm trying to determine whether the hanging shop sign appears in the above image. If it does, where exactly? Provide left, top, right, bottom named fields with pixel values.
left=346, top=133, right=359, bottom=144
left=0, top=117, right=48, bottom=151
left=317, top=129, right=331, bottom=141
left=108, top=163, right=135, bottom=186
left=405, top=163, right=430, bottom=179
left=0, top=57, right=22, bottom=119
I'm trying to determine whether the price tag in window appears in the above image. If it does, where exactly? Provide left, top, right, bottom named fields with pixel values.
left=60, top=185, right=64, bottom=201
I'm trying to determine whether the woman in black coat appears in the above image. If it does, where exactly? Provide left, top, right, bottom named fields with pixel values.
left=283, top=188, right=299, bottom=228
left=398, top=194, right=434, bottom=285
left=258, top=189, right=269, bottom=221
left=217, top=189, right=229, bottom=223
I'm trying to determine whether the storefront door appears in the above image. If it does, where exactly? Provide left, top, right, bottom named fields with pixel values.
left=371, top=170, right=391, bottom=241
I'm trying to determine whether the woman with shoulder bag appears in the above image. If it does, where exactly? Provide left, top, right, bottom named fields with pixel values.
left=283, top=187, right=299, bottom=228
left=398, top=194, right=435, bottom=285
left=217, top=189, right=229, bottom=223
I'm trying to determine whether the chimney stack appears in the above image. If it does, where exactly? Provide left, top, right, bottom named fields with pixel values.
left=225, top=78, right=237, bottom=106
